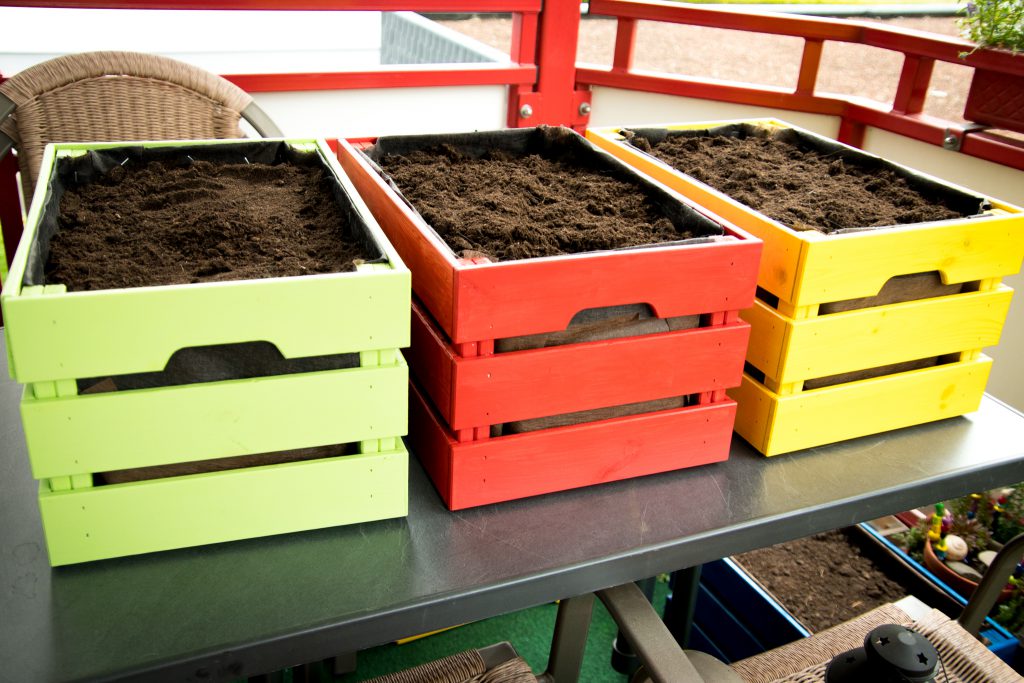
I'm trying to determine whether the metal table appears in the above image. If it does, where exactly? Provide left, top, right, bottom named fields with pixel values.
left=3, top=333, right=1024, bottom=682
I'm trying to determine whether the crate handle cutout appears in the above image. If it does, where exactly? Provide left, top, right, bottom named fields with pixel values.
left=74, top=341, right=361, bottom=396
left=758, top=272, right=985, bottom=317
left=495, top=302, right=703, bottom=353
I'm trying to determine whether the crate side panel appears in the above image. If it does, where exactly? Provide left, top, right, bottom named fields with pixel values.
left=798, top=215, right=1024, bottom=306
left=587, top=128, right=803, bottom=304
left=775, top=286, right=1013, bottom=383
left=23, top=363, right=408, bottom=479
left=453, top=241, right=760, bottom=343
left=407, top=301, right=456, bottom=426
left=766, top=358, right=992, bottom=455
left=5, top=272, right=410, bottom=383
left=450, top=322, right=750, bottom=430
left=337, top=140, right=456, bottom=336
left=39, top=449, right=408, bottom=566
left=740, top=300, right=789, bottom=381
left=728, top=374, right=775, bottom=455
left=447, top=401, right=736, bottom=509
left=408, top=380, right=456, bottom=505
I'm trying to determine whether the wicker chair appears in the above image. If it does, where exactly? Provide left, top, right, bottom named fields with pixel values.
left=0, top=50, right=282, bottom=209
left=595, top=532, right=1024, bottom=682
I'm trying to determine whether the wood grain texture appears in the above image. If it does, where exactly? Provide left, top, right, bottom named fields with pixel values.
left=409, top=381, right=736, bottom=509
left=406, top=301, right=455, bottom=422
left=39, top=448, right=408, bottom=566
left=743, top=286, right=1012, bottom=384
left=453, top=239, right=760, bottom=343
left=732, top=357, right=992, bottom=456
left=449, top=322, right=749, bottom=430
left=408, top=299, right=749, bottom=431
left=22, top=362, right=408, bottom=479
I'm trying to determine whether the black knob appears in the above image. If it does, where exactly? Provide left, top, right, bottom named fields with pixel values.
left=863, top=624, right=938, bottom=683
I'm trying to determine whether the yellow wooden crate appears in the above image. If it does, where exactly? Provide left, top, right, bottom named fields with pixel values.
left=729, top=357, right=992, bottom=456
left=586, top=120, right=1024, bottom=310
left=588, top=119, right=1023, bottom=455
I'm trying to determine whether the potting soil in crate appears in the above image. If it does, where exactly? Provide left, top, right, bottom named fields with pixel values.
left=587, top=120, right=1024, bottom=456
left=2, top=139, right=411, bottom=565
left=337, top=126, right=761, bottom=509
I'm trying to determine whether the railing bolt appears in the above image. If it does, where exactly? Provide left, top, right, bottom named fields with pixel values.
left=942, top=129, right=961, bottom=151
left=578, top=102, right=592, bottom=116
left=519, top=104, right=533, bottom=119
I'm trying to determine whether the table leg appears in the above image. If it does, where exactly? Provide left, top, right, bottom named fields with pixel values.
left=663, top=566, right=702, bottom=648
left=538, top=593, right=595, bottom=683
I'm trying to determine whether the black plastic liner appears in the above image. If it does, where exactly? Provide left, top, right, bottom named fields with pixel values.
left=78, top=342, right=361, bottom=394
left=25, top=140, right=387, bottom=287
left=361, top=125, right=728, bottom=256
left=624, top=123, right=989, bottom=232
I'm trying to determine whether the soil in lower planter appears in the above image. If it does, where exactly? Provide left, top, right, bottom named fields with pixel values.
left=627, top=132, right=967, bottom=234
left=47, top=158, right=370, bottom=291
left=735, top=530, right=908, bottom=632
left=377, top=144, right=704, bottom=261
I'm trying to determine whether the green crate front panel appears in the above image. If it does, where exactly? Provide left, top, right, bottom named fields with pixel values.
left=23, top=358, right=408, bottom=480
left=39, top=446, right=408, bottom=566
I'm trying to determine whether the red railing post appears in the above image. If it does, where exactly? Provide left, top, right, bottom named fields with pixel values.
left=795, top=38, right=823, bottom=96
left=612, top=17, right=638, bottom=72
left=509, top=0, right=591, bottom=129
left=892, top=55, right=935, bottom=115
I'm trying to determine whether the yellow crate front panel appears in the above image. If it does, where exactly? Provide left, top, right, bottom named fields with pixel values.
left=743, top=286, right=1013, bottom=384
left=730, top=357, right=993, bottom=456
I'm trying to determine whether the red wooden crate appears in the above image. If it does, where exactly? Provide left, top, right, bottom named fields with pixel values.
left=409, top=380, right=738, bottom=510
left=338, top=128, right=761, bottom=508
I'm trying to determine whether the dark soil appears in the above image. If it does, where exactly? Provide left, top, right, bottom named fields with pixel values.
left=377, top=145, right=699, bottom=261
left=48, top=159, right=369, bottom=291
left=629, top=133, right=964, bottom=234
left=735, top=530, right=909, bottom=632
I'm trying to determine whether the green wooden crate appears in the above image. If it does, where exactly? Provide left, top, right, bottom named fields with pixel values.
left=2, top=138, right=412, bottom=565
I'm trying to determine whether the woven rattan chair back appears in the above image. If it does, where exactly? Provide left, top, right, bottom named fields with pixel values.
left=0, top=50, right=281, bottom=206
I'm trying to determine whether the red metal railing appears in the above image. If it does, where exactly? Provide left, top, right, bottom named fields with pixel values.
left=580, top=0, right=1024, bottom=170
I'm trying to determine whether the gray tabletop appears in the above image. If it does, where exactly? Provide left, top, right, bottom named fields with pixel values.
left=3, top=333, right=1024, bottom=683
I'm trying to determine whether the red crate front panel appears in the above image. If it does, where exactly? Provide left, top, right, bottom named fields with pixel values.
left=454, top=239, right=760, bottom=343
left=409, top=381, right=735, bottom=510
left=408, top=301, right=750, bottom=431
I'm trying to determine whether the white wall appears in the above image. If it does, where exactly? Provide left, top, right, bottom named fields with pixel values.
left=588, top=87, right=841, bottom=139
left=252, top=85, right=508, bottom=140
left=0, top=8, right=384, bottom=76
